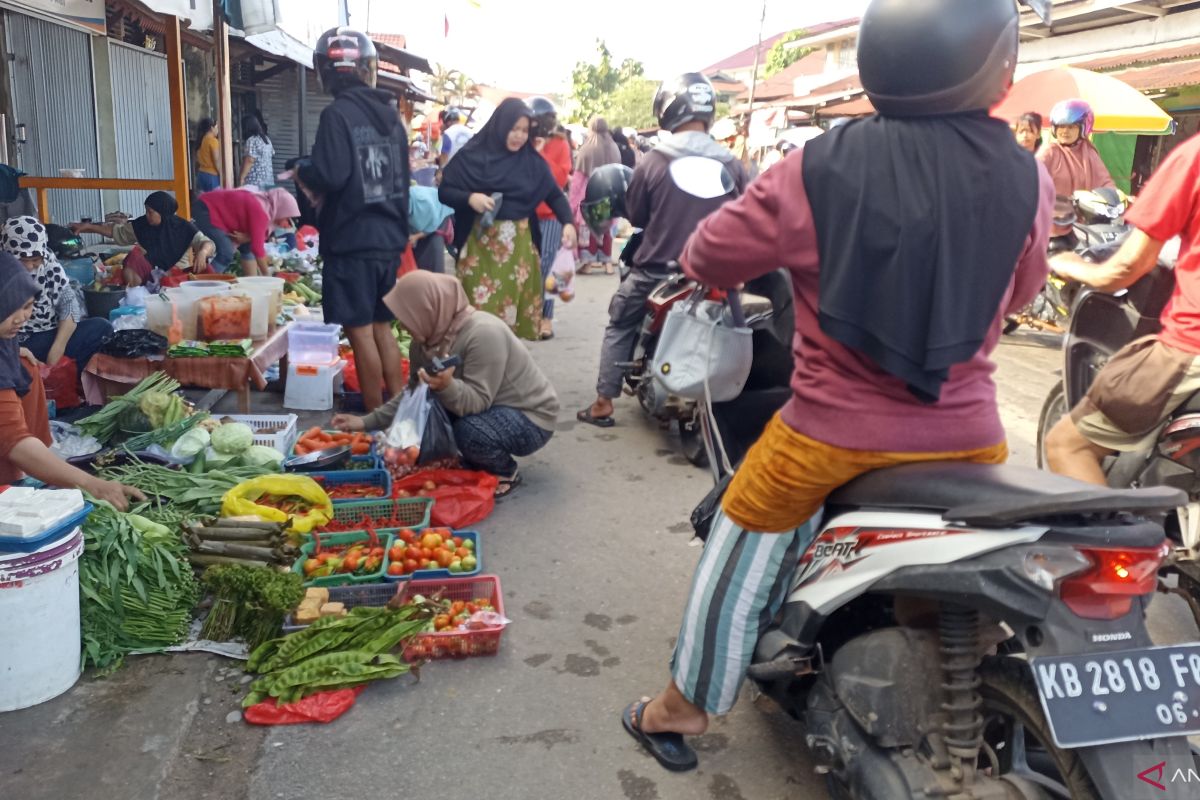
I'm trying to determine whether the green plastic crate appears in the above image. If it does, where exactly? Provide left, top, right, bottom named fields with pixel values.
left=294, top=529, right=396, bottom=587
left=319, top=496, right=432, bottom=532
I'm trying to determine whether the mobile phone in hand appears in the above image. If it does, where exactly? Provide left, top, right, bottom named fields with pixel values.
left=427, top=354, right=463, bottom=376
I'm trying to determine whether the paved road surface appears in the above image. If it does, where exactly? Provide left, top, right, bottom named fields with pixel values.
left=2, top=279, right=1196, bottom=800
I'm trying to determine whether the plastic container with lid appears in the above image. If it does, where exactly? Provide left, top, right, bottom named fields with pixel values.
left=236, top=277, right=285, bottom=338
left=288, top=322, right=342, bottom=365
left=179, top=280, right=232, bottom=301
left=197, top=293, right=252, bottom=341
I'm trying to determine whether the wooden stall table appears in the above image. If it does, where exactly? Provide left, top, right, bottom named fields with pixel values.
left=82, top=324, right=291, bottom=413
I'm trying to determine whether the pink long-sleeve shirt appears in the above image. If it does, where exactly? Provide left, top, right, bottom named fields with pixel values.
left=680, top=149, right=1055, bottom=453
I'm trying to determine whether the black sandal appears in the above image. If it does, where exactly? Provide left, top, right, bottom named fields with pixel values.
left=494, top=470, right=522, bottom=499
left=621, top=700, right=698, bottom=772
left=576, top=408, right=615, bottom=428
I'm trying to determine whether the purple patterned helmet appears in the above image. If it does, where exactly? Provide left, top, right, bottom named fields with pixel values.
left=1050, top=99, right=1095, bottom=138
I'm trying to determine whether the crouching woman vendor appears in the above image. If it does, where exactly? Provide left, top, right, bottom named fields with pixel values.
left=0, top=252, right=144, bottom=509
left=333, top=272, right=559, bottom=498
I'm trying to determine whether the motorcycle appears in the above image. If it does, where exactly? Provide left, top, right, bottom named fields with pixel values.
left=1006, top=188, right=1131, bottom=334
left=691, top=277, right=1200, bottom=797
left=618, top=264, right=792, bottom=467
left=1033, top=237, right=1200, bottom=616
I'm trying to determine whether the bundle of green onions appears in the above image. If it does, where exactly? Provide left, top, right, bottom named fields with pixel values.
left=123, top=411, right=208, bottom=452
left=98, top=456, right=275, bottom=515
left=77, top=372, right=181, bottom=444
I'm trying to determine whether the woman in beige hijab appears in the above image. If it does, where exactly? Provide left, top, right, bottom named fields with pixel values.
left=333, top=272, right=560, bottom=496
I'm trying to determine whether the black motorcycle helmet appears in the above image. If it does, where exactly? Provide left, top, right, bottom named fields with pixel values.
left=314, top=28, right=379, bottom=95
left=441, top=107, right=464, bottom=128
left=582, top=164, right=634, bottom=237
left=527, top=96, right=558, bottom=139
left=46, top=223, right=82, bottom=259
left=653, top=73, right=716, bottom=133
left=857, top=0, right=1019, bottom=117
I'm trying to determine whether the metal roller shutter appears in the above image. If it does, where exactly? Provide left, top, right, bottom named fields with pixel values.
left=108, top=41, right=174, bottom=215
left=4, top=10, right=102, bottom=224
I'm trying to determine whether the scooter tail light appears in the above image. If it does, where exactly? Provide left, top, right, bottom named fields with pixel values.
left=1058, top=544, right=1167, bottom=620
left=1021, top=548, right=1092, bottom=591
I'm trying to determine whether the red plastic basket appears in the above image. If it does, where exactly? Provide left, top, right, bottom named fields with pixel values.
left=395, top=575, right=505, bottom=660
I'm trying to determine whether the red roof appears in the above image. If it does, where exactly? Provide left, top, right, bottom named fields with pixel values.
left=370, top=32, right=408, bottom=49
left=1073, top=41, right=1200, bottom=72
left=702, top=18, right=859, bottom=73
left=738, top=51, right=828, bottom=101
left=1107, top=60, right=1200, bottom=91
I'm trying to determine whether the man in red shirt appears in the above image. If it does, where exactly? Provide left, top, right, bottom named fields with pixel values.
left=1045, top=133, right=1200, bottom=483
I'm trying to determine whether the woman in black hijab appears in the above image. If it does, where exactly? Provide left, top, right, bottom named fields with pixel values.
left=73, top=192, right=214, bottom=286
left=439, top=98, right=577, bottom=340
left=0, top=252, right=143, bottom=509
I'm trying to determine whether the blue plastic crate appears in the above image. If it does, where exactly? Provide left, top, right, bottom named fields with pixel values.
left=309, top=468, right=391, bottom=504
left=384, top=530, right=481, bottom=582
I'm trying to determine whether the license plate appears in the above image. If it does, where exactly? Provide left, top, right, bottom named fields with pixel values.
left=1031, top=644, right=1200, bottom=748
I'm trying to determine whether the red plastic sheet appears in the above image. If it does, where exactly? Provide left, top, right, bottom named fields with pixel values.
left=393, top=469, right=499, bottom=529
left=243, top=685, right=365, bottom=725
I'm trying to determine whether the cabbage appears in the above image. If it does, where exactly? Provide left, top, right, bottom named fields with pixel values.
left=170, top=427, right=210, bottom=459
left=242, top=445, right=284, bottom=469
left=205, top=446, right=238, bottom=468
left=211, top=422, right=254, bottom=455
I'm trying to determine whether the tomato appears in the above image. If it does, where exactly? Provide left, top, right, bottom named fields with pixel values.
left=422, top=480, right=437, bottom=491
left=404, top=445, right=420, bottom=463
left=455, top=547, right=470, bottom=559
left=389, top=546, right=403, bottom=562
left=342, top=556, right=360, bottom=573
left=399, top=530, right=416, bottom=544
left=403, top=558, right=419, bottom=573
left=421, top=559, right=435, bottom=570
left=450, top=601, right=466, bottom=616
left=303, top=558, right=320, bottom=575
left=370, top=547, right=385, bottom=558
left=316, top=552, right=333, bottom=564
left=435, top=549, right=453, bottom=568
left=418, top=547, right=433, bottom=560
left=451, top=536, right=464, bottom=548
left=421, top=532, right=443, bottom=550
left=387, top=563, right=404, bottom=576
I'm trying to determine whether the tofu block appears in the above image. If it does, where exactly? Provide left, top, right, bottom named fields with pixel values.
left=304, top=587, right=330, bottom=605
left=319, top=602, right=347, bottom=618
left=294, top=605, right=320, bottom=624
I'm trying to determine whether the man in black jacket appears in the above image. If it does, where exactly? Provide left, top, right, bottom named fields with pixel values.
left=297, top=28, right=408, bottom=412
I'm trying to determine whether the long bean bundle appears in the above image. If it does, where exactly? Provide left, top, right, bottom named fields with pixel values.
left=98, top=457, right=274, bottom=515
left=76, top=372, right=181, bottom=444
left=123, top=411, right=208, bottom=452
left=79, top=504, right=199, bottom=671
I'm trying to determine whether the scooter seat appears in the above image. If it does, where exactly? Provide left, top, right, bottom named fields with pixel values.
left=827, top=462, right=1184, bottom=527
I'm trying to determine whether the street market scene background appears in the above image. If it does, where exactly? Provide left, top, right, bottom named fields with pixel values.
left=4, top=0, right=1200, bottom=798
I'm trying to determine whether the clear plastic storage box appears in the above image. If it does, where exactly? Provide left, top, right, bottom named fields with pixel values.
left=288, top=323, right=341, bottom=365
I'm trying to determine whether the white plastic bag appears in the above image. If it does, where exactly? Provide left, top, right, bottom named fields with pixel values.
left=545, top=248, right=577, bottom=303
left=380, top=384, right=431, bottom=468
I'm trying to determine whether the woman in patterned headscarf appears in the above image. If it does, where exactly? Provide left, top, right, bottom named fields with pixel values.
left=1, top=216, right=112, bottom=374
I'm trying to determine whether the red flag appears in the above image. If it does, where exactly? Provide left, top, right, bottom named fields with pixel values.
left=444, top=13, right=449, bottom=37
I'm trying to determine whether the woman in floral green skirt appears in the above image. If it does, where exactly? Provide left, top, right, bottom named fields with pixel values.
left=440, top=98, right=577, bottom=340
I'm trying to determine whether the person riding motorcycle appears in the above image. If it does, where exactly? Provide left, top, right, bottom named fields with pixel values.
left=577, top=73, right=747, bottom=428
left=620, top=0, right=1055, bottom=772
left=1044, top=132, right=1200, bottom=485
left=1039, top=99, right=1116, bottom=238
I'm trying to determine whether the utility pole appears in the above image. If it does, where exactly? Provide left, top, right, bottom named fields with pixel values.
left=745, top=0, right=768, bottom=113
left=213, top=0, right=234, bottom=186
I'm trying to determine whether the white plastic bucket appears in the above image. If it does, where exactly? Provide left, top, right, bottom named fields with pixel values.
left=0, top=528, right=84, bottom=712
left=179, top=280, right=232, bottom=301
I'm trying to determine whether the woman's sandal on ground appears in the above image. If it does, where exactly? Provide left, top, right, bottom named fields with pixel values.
left=621, top=700, right=698, bottom=772
left=576, top=408, right=615, bottom=428
left=494, top=470, right=523, bottom=499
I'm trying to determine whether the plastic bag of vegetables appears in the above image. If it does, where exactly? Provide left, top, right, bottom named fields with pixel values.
left=221, top=475, right=333, bottom=533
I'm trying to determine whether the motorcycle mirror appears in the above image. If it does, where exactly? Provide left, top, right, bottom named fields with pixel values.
left=668, top=156, right=737, bottom=200
left=1019, top=0, right=1052, bottom=25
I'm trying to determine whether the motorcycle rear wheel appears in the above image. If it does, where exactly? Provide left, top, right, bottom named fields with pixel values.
left=678, top=416, right=709, bottom=468
left=977, top=656, right=1098, bottom=799
left=1036, top=383, right=1068, bottom=470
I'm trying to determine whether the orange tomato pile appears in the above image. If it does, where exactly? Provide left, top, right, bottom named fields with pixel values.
left=302, top=543, right=386, bottom=578
left=385, top=528, right=477, bottom=576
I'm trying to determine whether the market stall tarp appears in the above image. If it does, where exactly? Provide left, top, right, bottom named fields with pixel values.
left=993, top=67, right=1174, bottom=134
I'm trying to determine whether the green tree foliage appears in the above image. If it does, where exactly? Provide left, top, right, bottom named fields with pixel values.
left=570, top=40, right=649, bottom=126
left=763, top=30, right=813, bottom=78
